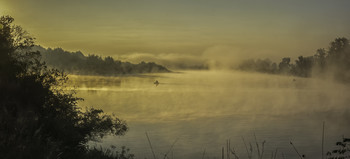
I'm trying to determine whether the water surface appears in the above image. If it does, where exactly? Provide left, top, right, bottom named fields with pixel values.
left=68, top=71, right=350, bottom=159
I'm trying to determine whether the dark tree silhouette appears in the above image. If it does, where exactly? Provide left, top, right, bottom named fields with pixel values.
left=327, top=38, right=350, bottom=63
left=292, top=56, right=314, bottom=77
left=34, top=45, right=171, bottom=76
left=278, top=57, right=291, bottom=74
left=326, top=37, right=350, bottom=82
left=326, top=137, right=350, bottom=159
left=237, top=37, right=350, bottom=82
left=238, top=58, right=278, bottom=74
left=0, top=15, right=132, bottom=159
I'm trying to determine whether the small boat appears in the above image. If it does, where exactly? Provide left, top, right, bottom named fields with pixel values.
left=154, top=80, right=159, bottom=86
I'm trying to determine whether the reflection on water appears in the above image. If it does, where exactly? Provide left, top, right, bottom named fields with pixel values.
left=68, top=71, right=350, bottom=159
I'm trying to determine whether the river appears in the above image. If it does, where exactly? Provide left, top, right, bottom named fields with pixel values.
left=68, top=70, right=350, bottom=159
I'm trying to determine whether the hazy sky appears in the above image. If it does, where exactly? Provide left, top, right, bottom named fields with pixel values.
left=1, top=0, right=350, bottom=60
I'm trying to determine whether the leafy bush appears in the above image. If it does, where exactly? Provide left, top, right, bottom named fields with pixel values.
left=0, top=15, right=132, bottom=159
left=327, top=138, right=350, bottom=159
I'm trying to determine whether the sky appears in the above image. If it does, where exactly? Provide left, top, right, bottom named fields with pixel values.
left=1, top=0, right=350, bottom=62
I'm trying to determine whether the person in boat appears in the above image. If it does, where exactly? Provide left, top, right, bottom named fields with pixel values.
left=154, top=80, right=159, bottom=86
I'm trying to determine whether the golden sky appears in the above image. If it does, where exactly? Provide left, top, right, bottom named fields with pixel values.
left=1, top=0, right=350, bottom=60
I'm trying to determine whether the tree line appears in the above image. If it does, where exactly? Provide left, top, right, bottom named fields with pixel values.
left=33, top=45, right=170, bottom=76
left=0, top=16, right=134, bottom=158
left=238, top=37, right=350, bottom=82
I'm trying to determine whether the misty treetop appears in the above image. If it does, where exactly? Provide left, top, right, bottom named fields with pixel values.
left=238, top=37, right=350, bottom=82
left=33, top=45, right=170, bottom=76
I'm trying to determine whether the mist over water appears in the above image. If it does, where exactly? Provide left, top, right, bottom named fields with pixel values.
left=68, top=71, right=350, bottom=159
left=117, top=45, right=270, bottom=70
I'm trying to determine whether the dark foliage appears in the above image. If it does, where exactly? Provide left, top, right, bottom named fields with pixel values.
left=327, top=137, right=350, bottom=159
left=292, top=56, right=314, bottom=77
left=238, top=37, right=350, bottom=82
left=32, top=45, right=170, bottom=76
left=0, top=15, right=133, bottom=159
left=279, top=57, right=292, bottom=74
left=238, top=58, right=277, bottom=74
left=84, top=146, right=135, bottom=159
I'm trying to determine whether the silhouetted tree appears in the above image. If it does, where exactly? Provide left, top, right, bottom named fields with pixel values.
left=326, top=137, right=350, bottom=159
left=238, top=58, right=278, bottom=74
left=313, top=48, right=327, bottom=75
left=292, top=56, right=314, bottom=77
left=327, top=37, right=350, bottom=64
left=237, top=38, right=350, bottom=82
left=325, top=37, right=350, bottom=82
left=278, top=57, right=292, bottom=74
left=0, top=15, right=132, bottom=159
left=35, top=45, right=170, bottom=76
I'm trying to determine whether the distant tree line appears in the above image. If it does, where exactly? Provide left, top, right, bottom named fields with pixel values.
left=1, top=15, right=134, bottom=158
left=33, top=45, right=170, bottom=75
left=238, top=37, right=350, bottom=82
